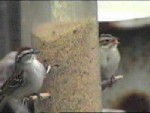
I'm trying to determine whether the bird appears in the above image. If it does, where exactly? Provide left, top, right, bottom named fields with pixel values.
left=0, top=47, right=50, bottom=112
left=0, top=51, right=17, bottom=88
left=99, top=34, right=121, bottom=87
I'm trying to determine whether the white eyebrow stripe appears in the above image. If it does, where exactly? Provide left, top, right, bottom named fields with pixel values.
left=17, top=49, right=33, bottom=58
left=100, top=36, right=116, bottom=41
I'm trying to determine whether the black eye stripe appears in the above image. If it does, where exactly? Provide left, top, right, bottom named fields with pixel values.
left=105, top=39, right=110, bottom=42
left=18, top=52, right=31, bottom=59
left=21, top=49, right=33, bottom=55
left=18, top=49, right=33, bottom=58
left=100, top=39, right=110, bottom=43
left=16, top=51, right=33, bottom=62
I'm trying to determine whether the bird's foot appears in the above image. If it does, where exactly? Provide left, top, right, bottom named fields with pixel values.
left=102, top=75, right=123, bottom=90
left=22, top=97, right=30, bottom=106
left=34, top=93, right=44, bottom=101
left=108, top=75, right=116, bottom=87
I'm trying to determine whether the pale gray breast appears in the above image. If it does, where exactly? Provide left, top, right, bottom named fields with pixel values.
left=100, top=47, right=120, bottom=80
left=11, top=59, right=46, bottom=99
left=107, top=47, right=120, bottom=76
left=25, top=59, right=46, bottom=93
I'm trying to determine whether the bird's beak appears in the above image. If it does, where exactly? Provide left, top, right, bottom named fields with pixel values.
left=33, top=49, right=40, bottom=54
left=113, top=39, right=120, bottom=44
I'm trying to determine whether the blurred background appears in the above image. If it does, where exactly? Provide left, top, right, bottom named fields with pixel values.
left=98, top=1, right=150, bottom=112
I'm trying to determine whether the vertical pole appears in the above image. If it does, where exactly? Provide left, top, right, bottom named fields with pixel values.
left=33, top=1, right=102, bottom=112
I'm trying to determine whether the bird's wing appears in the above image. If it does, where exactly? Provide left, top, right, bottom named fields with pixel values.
left=0, top=59, right=15, bottom=87
left=101, top=66, right=109, bottom=80
left=0, top=69, right=24, bottom=95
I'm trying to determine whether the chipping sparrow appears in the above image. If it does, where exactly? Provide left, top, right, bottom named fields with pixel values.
left=0, top=47, right=50, bottom=111
left=99, top=34, right=121, bottom=83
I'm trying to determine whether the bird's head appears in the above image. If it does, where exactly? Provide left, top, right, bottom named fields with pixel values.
left=15, top=47, right=40, bottom=64
left=99, top=34, right=120, bottom=49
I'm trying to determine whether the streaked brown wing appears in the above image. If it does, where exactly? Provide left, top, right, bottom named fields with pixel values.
left=1, top=69, right=24, bottom=95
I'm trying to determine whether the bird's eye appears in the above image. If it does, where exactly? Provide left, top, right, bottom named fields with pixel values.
left=105, top=39, right=109, bottom=42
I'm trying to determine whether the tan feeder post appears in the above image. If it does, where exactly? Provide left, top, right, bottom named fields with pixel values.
left=23, top=1, right=102, bottom=112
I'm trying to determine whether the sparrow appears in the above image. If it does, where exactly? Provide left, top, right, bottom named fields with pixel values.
left=0, top=47, right=50, bottom=111
left=99, top=34, right=121, bottom=87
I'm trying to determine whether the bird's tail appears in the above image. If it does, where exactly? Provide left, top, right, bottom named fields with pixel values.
left=0, top=95, right=7, bottom=112
left=0, top=90, right=4, bottom=102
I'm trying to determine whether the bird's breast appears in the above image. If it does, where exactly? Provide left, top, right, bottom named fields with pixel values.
left=100, top=47, right=120, bottom=77
left=26, top=60, right=46, bottom=92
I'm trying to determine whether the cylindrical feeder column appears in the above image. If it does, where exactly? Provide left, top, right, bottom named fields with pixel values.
left=32, top=1, right=101, bottom=112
